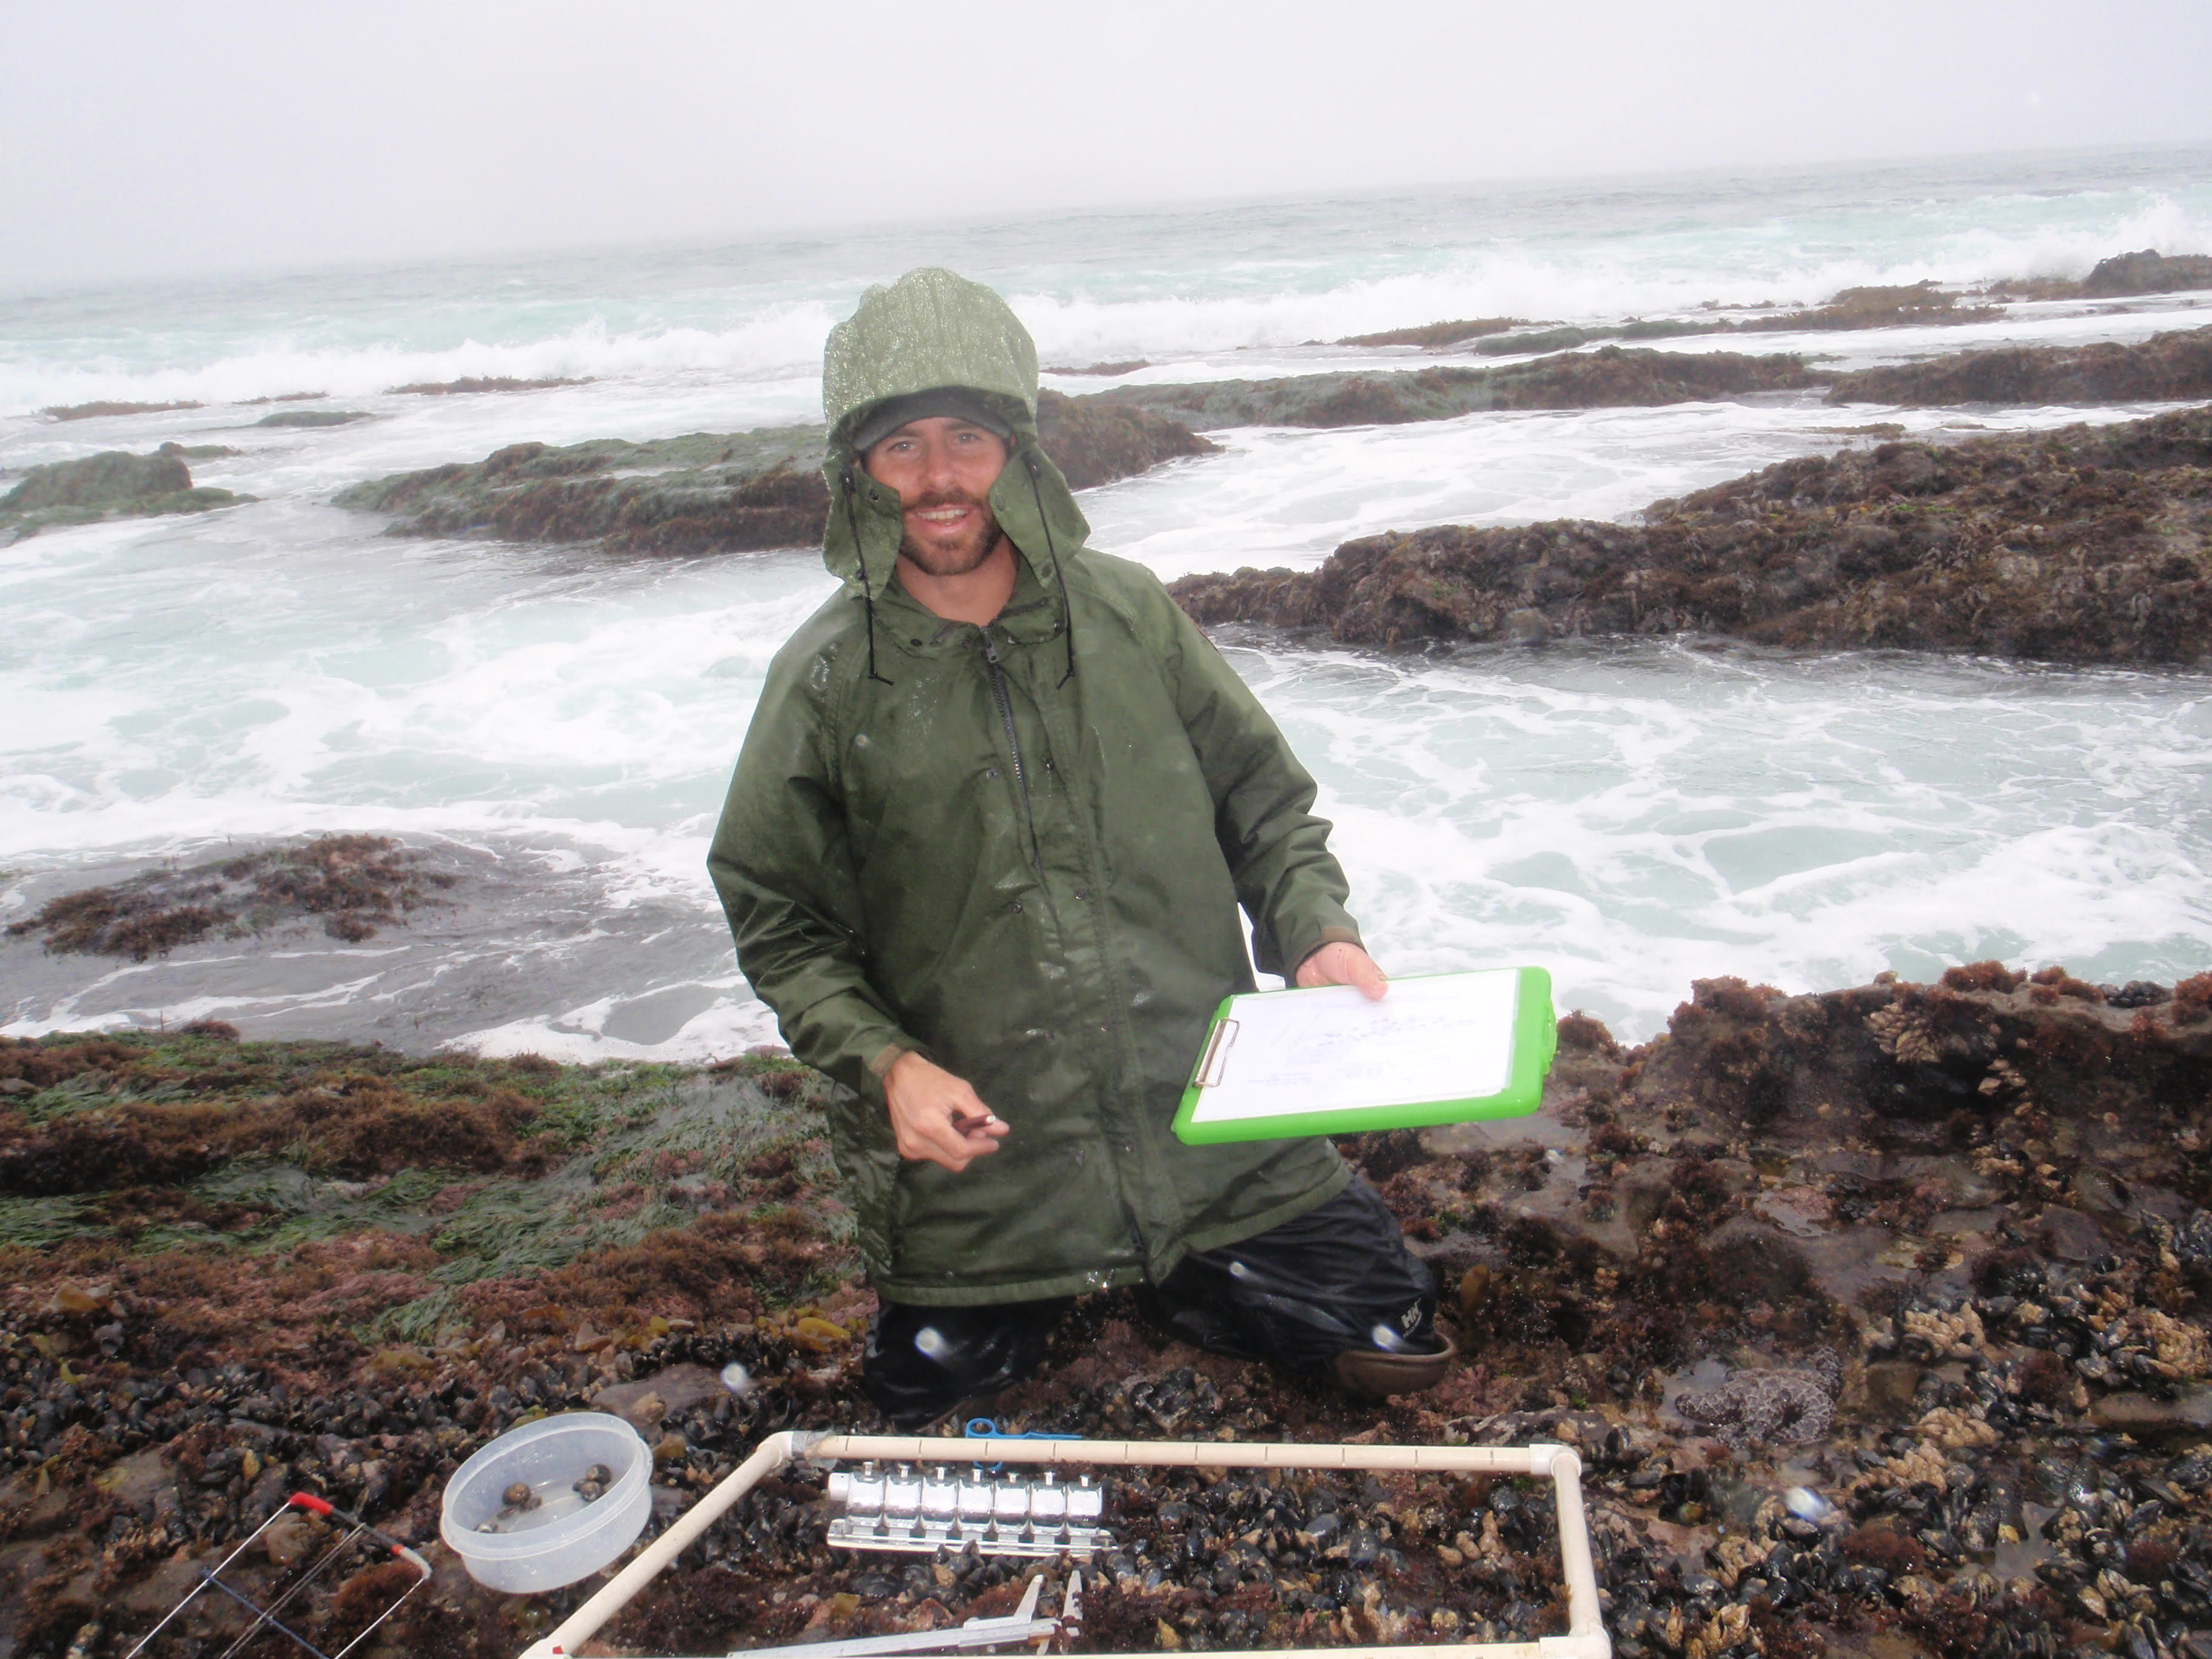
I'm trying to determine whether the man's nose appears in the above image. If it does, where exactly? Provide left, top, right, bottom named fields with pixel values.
left=917, top=437, right=961, bottom=491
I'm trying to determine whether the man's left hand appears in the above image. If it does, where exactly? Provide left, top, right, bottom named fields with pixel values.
left=1295, top=940, right=1387, bottom=1000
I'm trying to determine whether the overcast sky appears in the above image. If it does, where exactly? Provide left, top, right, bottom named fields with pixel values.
left=7, top=0, right=2210, bottom=290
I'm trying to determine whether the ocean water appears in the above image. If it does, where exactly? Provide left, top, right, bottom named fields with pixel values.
left=4, top=144, right=2211, bottom=1054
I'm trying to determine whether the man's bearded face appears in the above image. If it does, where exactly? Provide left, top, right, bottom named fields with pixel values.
left=862, top=417, right=1011, bottom=578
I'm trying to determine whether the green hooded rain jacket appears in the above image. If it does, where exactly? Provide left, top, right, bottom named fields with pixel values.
left=708, top=268, right=1358, bottom=1305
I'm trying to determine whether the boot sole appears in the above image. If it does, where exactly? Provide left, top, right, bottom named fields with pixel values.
left=1331, top=1334, right=1458, bottom=1398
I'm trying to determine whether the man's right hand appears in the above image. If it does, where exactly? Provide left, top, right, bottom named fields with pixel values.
left=884, top=1050, right=1010, bottom=1171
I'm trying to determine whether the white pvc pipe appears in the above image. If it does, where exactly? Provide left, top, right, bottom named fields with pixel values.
left=523, top=1429, right=816, bottom=1659
left=521, top=1432, right=1610, bottom=1659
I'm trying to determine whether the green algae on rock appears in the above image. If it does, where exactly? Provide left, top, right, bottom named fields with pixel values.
left=335, top=426, right=833, bottom=554
left=334, top=389, right=1215, bottom=554
left=386, top=375, right=594, bottom=395
left=253, top=409, right=374, bottom=428
left=0, top=444, right=244, bottom=541
left=1170, top=405, right=2212, bottom=664
left=38, top=399, right=205, bottom=421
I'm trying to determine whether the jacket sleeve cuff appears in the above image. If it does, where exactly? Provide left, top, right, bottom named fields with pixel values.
left=1289, top=923, right=1364, bottom=975
left=866, top=1041, right=916, bottom=1081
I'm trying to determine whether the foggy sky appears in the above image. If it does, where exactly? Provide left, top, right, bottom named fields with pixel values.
left=7, top=0, right=2210, bottom=290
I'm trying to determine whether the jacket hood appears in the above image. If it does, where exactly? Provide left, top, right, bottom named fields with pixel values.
left=820, top=267, right=1089, bottom=601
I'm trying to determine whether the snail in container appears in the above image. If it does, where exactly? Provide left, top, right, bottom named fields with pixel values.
left=475, top=1480, right=545, bottom=1532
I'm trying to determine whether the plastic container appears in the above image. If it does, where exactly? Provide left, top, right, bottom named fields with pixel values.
left=440, top=1412, right=653, bottom=1591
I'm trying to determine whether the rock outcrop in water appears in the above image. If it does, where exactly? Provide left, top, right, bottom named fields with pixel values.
left=1061, top=318, right=2210, bottom=439
left=1170, top=406, right=2212, bottom=664
left=1360, top=285, right=2006, bottom=360
left=1092, top=347, right=1815, bottom=429
left=1336, top=317, right=1524, bottom=349
left=336, top=390, right=1215, bottom=554
left=2, top=960, right=2210, bottom=1655
left=1991, top=249, right=2212, bottom=303
left=0, top=444, right=244, bottom=541
left=1826, top=324, right=2212, bottom=407
left=37, top=400, right=204, bottom=422
left=337, top=427, right=831, bottom=555
left=2073, top=250, right=2212, bottom=298
left=386, top=376, right=593, bottom=395
left=332, top=330, right=2212, bottom=562
left=5, top=835, right=452, bottom=959
left=254, top=409, right=373, bottom=428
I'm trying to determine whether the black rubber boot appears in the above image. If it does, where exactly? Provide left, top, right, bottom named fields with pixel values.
left=861, top=1298, right=1072, bottom=1430
left=1142, top=1176, right=1450, bottom=1391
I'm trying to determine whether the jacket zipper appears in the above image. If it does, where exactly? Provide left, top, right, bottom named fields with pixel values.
left=981, top=632, right=1045, bottom=876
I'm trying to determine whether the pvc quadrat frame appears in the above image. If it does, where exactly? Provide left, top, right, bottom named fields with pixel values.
left=518, top=1432, right=1612, bottom=1659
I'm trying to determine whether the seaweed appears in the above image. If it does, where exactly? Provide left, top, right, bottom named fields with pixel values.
left=6, top=834, right=455, bottom=959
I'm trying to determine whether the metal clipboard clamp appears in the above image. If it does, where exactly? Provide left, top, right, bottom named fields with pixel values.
left=1190, top=1017, right=1239, bottom=1087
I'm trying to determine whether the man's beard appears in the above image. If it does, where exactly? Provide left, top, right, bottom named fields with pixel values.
left=897, top=493, right=1005, bottom=577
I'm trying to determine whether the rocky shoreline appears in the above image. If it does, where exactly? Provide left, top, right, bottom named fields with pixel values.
left=1094, top=326, right=2212, bottom=432
left=333, top=389, right=1216, bottom=555
left=1168, top=406, right=2212, bottom=665
left=3, top=959, right=2210, bottom=1655
left=1825, top=327, right=2212, bottom=409
left=323, top=327, right=2212, bottom=563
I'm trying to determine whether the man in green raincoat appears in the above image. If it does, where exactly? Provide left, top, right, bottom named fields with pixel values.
left=709, top=269, right=1452, bottom=1426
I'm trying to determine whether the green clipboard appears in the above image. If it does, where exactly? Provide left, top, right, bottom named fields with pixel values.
left=1171, top=967, right=1557, bottom=1145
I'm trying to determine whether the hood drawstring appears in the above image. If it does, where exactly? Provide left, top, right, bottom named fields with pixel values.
left=842, top=464, right=894, bottom=686
left=1024, top=451, right=1077, bottom=688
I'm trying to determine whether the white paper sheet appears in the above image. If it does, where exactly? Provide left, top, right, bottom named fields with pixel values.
left=1185, top=970, right=1523, bottom=1125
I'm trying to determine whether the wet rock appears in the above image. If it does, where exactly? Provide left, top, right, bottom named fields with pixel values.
left=2090, top=1392, right=2212, bottom=1442
left=387, top=376, right=592, bottom=395
left=39, top=399, right=204, bottom=421
left=1994, top=249, right=2212, bottom=300
left=1352, top=281, right=2004, bottom=361
left=255, top=409, right=373, bottom=427
left=1858, top=1359, right=1926, bottom=1419
left=1170, top=404, right=2212, bottom=665
left=1, top=446, right=244, bottom=541
left=1740, top=281, right=2002, bottom=332
left=1032, top=388, right=1216, bottom=489
left=1503, top=607, right=1550, bottom=644
left=6, top=833, right=454, bottom=960
left=334, top=390, right=1210, bottom=556
left=594, top=1362, right=728, bottom=1421
left=1828, top=323, right=2212, bottom=406
left=1091, top=346, right=1814, bottom=431
left=1336, top=317, right=1524, bottom=349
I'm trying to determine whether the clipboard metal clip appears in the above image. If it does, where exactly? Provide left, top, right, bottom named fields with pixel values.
left=1191, top=1019, right=1239, bottom=1088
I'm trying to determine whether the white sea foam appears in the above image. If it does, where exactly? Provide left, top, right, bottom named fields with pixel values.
left=0, top=306, right=839, bottom=426
left=1241, top=644, right=2212, bottom=1040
